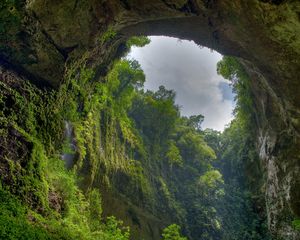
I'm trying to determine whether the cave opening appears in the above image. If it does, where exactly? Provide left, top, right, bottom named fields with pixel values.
left=0, top=1, right=299, bottom=239
left=126, top=35, right=235, bottom=131
left=96, top=34, right=269, bottom=240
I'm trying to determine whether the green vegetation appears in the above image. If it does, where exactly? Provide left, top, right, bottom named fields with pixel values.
left=292, top=219, right=300, bottom=231
left=126, top=36, right=151, bottom=48
left=162, top=224, right=187, bottom=240
left=209, top=56, right=271, bottom=240
left=0, top=187, right=52, bottom=240
left=99, top=27, right=117, bottom=44
left=0, top=37, right=150, bottom=240
left=0, top=0, right=31, bottom=63
left=0, top=32, right=272, bottom=240
left=0, top=0, right=22, bottom=40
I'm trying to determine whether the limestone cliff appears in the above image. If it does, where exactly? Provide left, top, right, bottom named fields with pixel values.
left=1, top=0, right=300, bottom=239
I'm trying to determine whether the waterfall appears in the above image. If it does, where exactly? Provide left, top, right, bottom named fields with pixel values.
left=61, top=121, right=76, bottom=169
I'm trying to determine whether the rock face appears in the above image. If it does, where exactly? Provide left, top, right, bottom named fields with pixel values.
left=1, top=0, right=300, bottom=238
left=244, top=60, right=300, bottom=239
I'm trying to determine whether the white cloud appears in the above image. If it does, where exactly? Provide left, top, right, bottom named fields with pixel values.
left=127, top=36, right=235, bottom=131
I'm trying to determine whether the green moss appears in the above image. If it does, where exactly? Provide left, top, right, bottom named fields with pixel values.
left=127, top=160, right=153, bottom=201
left=0, top=56, right=135, bottom=239
left=0, top=0, right=27, bottom=61
left=0, top=0, right=22, bottom=40
left=262, top=2, right=300, bottom=53
left=0, top=186, right=54, bottom=240
left=99, top=27, right=117, bottom=44
left=292, top=219, right=300, bottom=231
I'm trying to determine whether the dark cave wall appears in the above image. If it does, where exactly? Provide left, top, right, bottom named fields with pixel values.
left=242, top=59, right=300, bottom=239
left=1, top=0, right=300, bottom=239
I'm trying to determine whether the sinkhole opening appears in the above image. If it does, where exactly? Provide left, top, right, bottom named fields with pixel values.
left=126, top=36, right=236, bottom=131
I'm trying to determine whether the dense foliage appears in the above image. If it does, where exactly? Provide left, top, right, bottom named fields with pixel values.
left=127, top=86, right=220, bottom=239
left=210, top=56, right=271, bottom=240
left=0, top=36, right=148, bottom=240
left=162, top=224, right=187, bottom=240
left=0, top=29, right=272, bottom=240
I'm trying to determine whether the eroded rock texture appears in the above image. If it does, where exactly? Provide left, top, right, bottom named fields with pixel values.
left=1, top=0, right=299, bottom=238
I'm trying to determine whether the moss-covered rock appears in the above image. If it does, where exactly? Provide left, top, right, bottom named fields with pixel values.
left=1, top=0, right=300, bottom=239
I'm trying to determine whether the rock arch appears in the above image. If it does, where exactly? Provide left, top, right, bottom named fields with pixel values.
left=1, top=0, right=300, bottom=238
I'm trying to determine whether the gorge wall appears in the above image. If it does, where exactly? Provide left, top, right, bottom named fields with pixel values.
left=1, top=0, right=300, bottom=239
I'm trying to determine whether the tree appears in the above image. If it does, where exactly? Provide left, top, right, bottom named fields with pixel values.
left=126, top=36, right=151, bottom=48
left=129, top=87, right=179, bottom=148
left=153, top=85, right=176, bottom=101
left=198, top=170, right=224, bottom=189
left=186, top=114, right=204, bottom=131
left=162, top=224, right=187, bottom=240
left=166, top=141, right=183, bottom=167
left=111, top=59, right=145, bottom=100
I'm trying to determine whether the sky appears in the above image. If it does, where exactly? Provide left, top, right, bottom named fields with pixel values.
left=127, top=36, right=235, bottom=131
